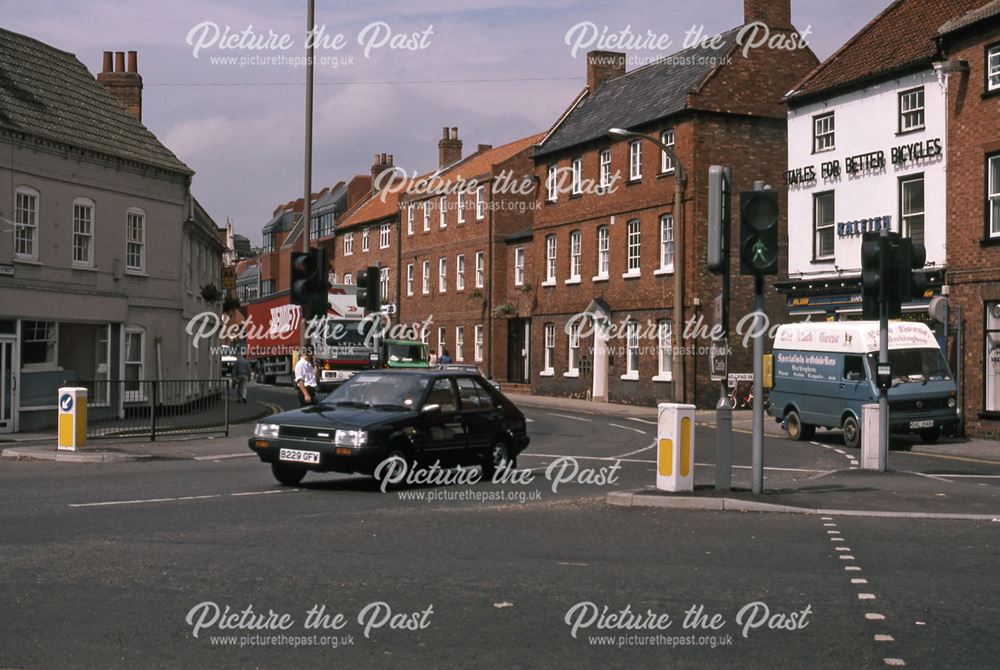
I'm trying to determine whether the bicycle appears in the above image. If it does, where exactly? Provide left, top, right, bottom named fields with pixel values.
left=728, top=380, right=754, bottom=409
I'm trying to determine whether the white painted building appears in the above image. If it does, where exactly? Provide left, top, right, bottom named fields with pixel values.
left=781, top=67, right=947, bottom=317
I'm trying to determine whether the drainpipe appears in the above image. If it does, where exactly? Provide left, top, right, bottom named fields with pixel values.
left=674, top=168, right=687, bottom=403
left=486, top=177, right=495, bottom=379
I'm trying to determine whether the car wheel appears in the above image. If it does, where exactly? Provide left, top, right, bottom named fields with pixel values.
left=842, top=415, right=861, bottom=450
left=271, top=462, right=306, bottom=486
left=785, top=410, right=813, bottom=441
left=482, top=441, right=512, bottom=480
left=919, top=428, right=941, bottom=444
left=374, top=447, right=410, bottom=489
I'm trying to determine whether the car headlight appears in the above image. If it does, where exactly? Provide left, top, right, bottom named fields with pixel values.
left=947, top=398, right=956, bottom=409
left=254, top=423, right=279, bottom=438
left=334, top=429, right=368, bottom=448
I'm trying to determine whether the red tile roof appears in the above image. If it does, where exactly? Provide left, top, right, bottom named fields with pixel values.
left=788, top=0, right=987, bottom=103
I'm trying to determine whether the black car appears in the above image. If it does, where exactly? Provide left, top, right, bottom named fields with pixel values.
left=248, top=369, right=530, bottom=486
left=435, top=364, right=501, bottom=391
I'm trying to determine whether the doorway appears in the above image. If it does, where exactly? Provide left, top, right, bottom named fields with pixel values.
left=507, top=319, right=529, bottom=383
left=0, top=337, right=16, bottom=433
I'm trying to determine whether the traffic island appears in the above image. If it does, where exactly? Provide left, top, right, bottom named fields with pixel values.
left=609, top=470, right=1000, bottom=521
left=1, top=445, right=151, bottom=463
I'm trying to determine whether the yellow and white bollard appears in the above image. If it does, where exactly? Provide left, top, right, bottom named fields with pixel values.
left=57, top=387, right=88, bottom=451
left=656, top=403, right=696, bottom=492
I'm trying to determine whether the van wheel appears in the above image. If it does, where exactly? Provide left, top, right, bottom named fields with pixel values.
left=842, top=415, right=861, bottom=449
left=785, top=410, right=814, bottom=441
left=271, top=462, right=306, bottom=486
left=919, top=428, right=941, bottom=444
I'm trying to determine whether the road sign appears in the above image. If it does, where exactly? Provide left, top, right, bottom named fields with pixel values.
left=381, top=304, right=397, bottom=315
left=222, top=266, right=236, bottom=290
left=710, top=340, right=728, bottom=382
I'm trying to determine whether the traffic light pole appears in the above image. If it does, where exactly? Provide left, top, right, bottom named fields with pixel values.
left=752, top=274, right=765, bottom=495
left=878, top=229, right=890, bottom=473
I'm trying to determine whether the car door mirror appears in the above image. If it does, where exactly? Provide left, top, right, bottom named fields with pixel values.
left=421, top=403, right=441, bottom=415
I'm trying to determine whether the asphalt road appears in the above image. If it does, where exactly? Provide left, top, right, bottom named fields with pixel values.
left=1, top=385, right=999, bottom=668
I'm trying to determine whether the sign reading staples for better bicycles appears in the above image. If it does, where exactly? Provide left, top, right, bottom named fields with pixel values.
left=710, top=340, right=728, bottom=382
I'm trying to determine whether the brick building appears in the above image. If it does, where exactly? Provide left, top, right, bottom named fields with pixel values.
left=937, top=2, right=1000, bottom=437
left=398, top=128, right=543, bottom=378
left=529, top=0, right=818, bottom=407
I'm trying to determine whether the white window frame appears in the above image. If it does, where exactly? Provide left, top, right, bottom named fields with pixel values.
left=660, top=129, right=675, bottom=174
left=422, top=260, right=430, bottom=295
left=21, top=320, right=58, bottom=370
left=456, top=253, right=465, bottom=290
left=423, top=201, right=431, bottom=232
left=988, top=45, right=1000, bottom=91
left=542, top=323, right=555, bottom=375
left=14, top=186, right=39, bottom=261
left=126, top=208, right=146, bottom=273
left=379, top=268, right=389, bottom=301
left=987, top=302, right=1000, bottom=412
left=571, top=157, right=582, bottom=195
left=901, top=174, right=925, bottom=245
left=362, top=227, right=370, bottom=252
left=568, top=230, right=581, bottom=282
left=544, top=235, right=557, bottom=284
left=455, top=326, right=465, bottom=362
left=438, top=327, right=447, bottom=356
left=124, top=326, right=146, bottom=402
left=407, top=205, right=414, bottom=235
left=438, top=257, right=447, bottom=293
left=344, top=232, right=354, bottom=256
left=439, top=195, right=447, bottom=228
left=654, top=320, right=673, bottom=382
left=813, top=112, right=835, bottom=153
left=625, top=219, right=641, bottom=276
left=596, top=225, right=609, bottom=279
left=814, top=191, right=836, bottom=260
left=566, top=322, right=580, bottom=376
left=475, top=251, right=485, bottom=288
left=629, top=140, right=642, bottom=181
left=547, top=164, right=559, bottom=202
left=457, top=190, right=466, bottom=223
left=658, top=214, right=674, bottom=273
left=474, top=324, right=483, bottom=362
left=989, top=155, right=1000, bottom=238
left=344, top=273, right=353, bottom=285
left=514, top=247, right=525, bottom=286
left=476, top=185, right=485, bottom=221
left=599, top=150, right=611, bottom=191
left=899, top=87, right=925, bottom=133
left=379, top=223, right=391, bottom=249
left=406, top=263, right=414, bottom=296
left=72, top=197, right=95, bottom=267
left=622, top=321, right=639, bottom=380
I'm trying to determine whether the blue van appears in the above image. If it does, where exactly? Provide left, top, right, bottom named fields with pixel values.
left=766, top=322, right=958, bottom=448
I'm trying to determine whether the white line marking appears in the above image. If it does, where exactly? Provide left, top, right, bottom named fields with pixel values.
left=845, top=566, right=862, bottom=571
left=883, top=658, right=906, bottom=667
left=519, top=453, right=827, bottom=474
left=525, top=418, right=535, bottom=423
left=851, top=578, right=868, bottom=584
left=839, top=555, right=856, bottom=560
left=194, top=453, right=255, bottom=461
left=858, top=593, right=877, bottom=600
left=875, top=635, right=895, bottom=642
left=827, top=529, right=841, bottom=534
left=69, top=494, right=221, bottom=508
left=836, top=547, right=851, bottom=552
left=557, top=561, right=588, bottom=567
left=821, top=516, right=834, bottom=520
left=922, top=473, right=1000, bottom=479
left=907, top=471, right=954, bottom=484
left=548, top=413, right=592, bottom=422
left=865, top=613, right=885, bottom=621
left=608, top=423, right=648, bottom=435
left=615, top=444, right=656, bottom=458
left=229, top=490, right=290, bottom=497
left=823, top=522, right=837, bottom=527
left=831, top=537, right=845, bottom=542
left=626, top=417, right=659, bottom=426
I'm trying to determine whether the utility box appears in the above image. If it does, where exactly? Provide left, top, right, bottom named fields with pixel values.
left=657, top=403, right=696, bottom=492
left=57, top=387, right=88, bottom=451
left=860, top=404, right=879, bottom=470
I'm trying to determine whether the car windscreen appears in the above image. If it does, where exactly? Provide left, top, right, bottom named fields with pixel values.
left=386, top=343, right=426, bottom=363
left=868, top=348, right=951, bottom=384
left=322, top=373, right=429, bottom=410
left=325, top=319, right=372, bottom=346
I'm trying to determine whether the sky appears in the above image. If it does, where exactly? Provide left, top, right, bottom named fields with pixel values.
left=3, top=0, right=884, bottom=245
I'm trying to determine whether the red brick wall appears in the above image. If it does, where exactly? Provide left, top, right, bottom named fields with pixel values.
left=333, top=217, right=400, bottom=316
left=943, top=23, right=1000, bottom=438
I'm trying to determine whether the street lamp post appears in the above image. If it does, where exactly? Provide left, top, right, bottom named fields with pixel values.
left=608, top=128, right=687, bottom=403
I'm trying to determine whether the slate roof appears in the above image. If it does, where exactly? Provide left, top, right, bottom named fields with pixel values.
left=788, top=0, right=987, bottom=104
left=0, top=27, right=191, bottom=174
left=534, top=28, right=742, bottom=158
left=939, top=0, right=1000, bottom=34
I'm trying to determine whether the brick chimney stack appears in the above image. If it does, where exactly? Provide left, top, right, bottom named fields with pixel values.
left=97, top=50, right=143, bottom=122
left=586, top=51, right=626, bottom=92
left=438, top=127, right=462, bottom=168
left=371, top=153, right=396, bottom=190
left=744, top=0, right=792, bottom=29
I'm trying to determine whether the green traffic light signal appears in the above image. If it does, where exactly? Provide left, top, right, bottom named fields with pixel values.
left=739, top=190, right=779, bottom=276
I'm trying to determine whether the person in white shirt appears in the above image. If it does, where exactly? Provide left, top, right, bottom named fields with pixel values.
left=294, top=350, right=318, bottom=407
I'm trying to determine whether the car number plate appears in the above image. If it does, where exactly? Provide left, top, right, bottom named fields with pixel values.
left=279, top=448, right=320, bottom=464
left=909, top=420, right=934, bottom=429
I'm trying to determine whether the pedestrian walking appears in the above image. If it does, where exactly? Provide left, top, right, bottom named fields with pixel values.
left=233, top=352, right=252, bottom=404
left=439, top=347, right=453, bottom=365
left=295, top=350, right=319, bottom=407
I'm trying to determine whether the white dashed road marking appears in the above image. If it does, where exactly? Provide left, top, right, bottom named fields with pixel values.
left=608, top=423, right=648, bottom=435
left=548, top=413, right=592, bottom=422
left=69, top=489, right=296, bottom=508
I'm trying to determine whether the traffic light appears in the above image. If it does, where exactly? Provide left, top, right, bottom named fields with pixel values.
left=860, top=232, right=885, bottom=320
left=707, top=166, right=731, bottom=275
left=739, top=190, right=779, bottom=276
left=892, top=238, right=928, bottom=306
left=290, top=248, right=330, bottom=320
left=355, top=265, right=381, bottom=314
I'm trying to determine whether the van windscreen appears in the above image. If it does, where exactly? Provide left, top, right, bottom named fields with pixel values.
left=868, top=349, right=951, bottom=384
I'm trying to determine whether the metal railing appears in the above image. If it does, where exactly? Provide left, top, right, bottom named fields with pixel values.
left=70, top=379, right=230, bottom=440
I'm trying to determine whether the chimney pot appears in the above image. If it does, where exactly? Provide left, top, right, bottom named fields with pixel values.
left=102, top=51, right=113, bottom=73
left=114, top=51, right=125, bottom=72
left=438, top=125, right=463, bottom=168
left=451, top=127, right=458, bottom=139
left=387, top=154, right=393, bottom=165
left=586, top=51, right=626, bottom=92
left=442, top=126, right=449, bottom=139
left=127, top=50, right=138, bottom=73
